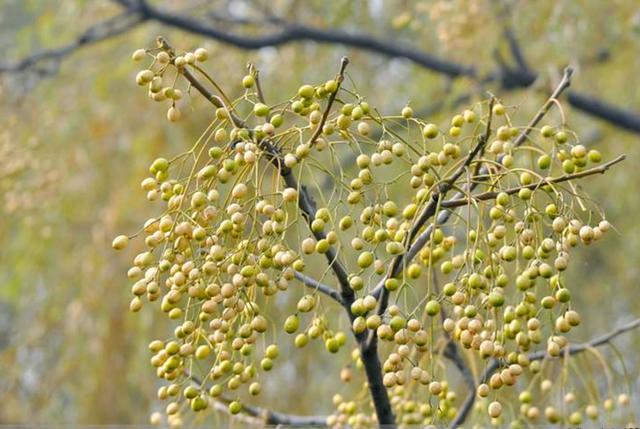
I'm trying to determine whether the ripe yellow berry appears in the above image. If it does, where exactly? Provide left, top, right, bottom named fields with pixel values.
left=324, top=79, right=338, bottom=93
left=280, top=188, right=296, bottom=202
left=492, top=103, right=505, bottom=116
left=488, top=401, right=502, bottom=418
left=136, top=69, right=154, bottom=85
left=357, top=121, right=370, bottom=135
left=254, top=103, right=270, bottom=117
left=167, top=106, right=181, bottom=122
left=541, top=125, right=554, bottom=138
left=229, top=401, right=242, bottom=414
left=132, top=49, right=146, bottom=61
left=112, top=235, right=129, bottom=250
left=555, top=130, right=569, bottom=144
left=194, top=47, right=208, bottom=62
left=425, top=300, right=440, bottom=316
left=232, top=183, right=248, bottom=199
left=422, top=123, right=438, bottom=139
left=358, top=251, right=374, bottom=268
left=195, top=345, right=210, bottom=359
left=401, top=106, right=414, bottom=118
left=284, top=315, right=299, bottom=334
left=156, top=51, right=170, bottom=64
left=463, top=109, right=477, bottom=123
left=249, top=382, right=261, bottom=396
left=588, top=149, right=602, bottom=163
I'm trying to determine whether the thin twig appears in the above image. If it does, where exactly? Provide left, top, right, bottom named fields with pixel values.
left=293, top=271, right=343, bottom=304
left=189, top=373, right=328, bottom=426
left=439, top=154, right=626, bottom=209
left=308, top=57, right=349, bottom=147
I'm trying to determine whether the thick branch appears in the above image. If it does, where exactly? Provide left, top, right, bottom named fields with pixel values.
left=567, top=91, right=640, bottom=133
left=448, top=318, right=640, bottom=428
left=134, top=0, right=475, bottom=78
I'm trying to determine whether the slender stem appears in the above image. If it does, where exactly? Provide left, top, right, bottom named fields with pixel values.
left=293, top=269, right=343, bottom=304
left=439, top=154, right=626, bottom=209
left=308, top=57, right=349, bottom=147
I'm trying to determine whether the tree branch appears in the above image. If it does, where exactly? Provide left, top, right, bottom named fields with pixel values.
left=448, top=318, right=640, bottom=428
left=308, top=56, right=349, bottom=147
left=5, top=1, right=640, bottom=135
left=567, top=91, right=640, bottom=133
left=0, top=11, right=144, bottom=75
left=439, top=154, right=626, bottom=210
left=133, top=0, right=476, bottom=78
left=293, top=271, right=343, bottom=305
left=189, top=373, right=329, bottom=426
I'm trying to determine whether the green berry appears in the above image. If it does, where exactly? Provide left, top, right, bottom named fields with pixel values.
left=425, top=300, right=440, bottom=316
left=242, top=75, right=255, bottom=88
left=298, top=85, right=315, bottom=99
left=254, top=103, right=270, bottom=117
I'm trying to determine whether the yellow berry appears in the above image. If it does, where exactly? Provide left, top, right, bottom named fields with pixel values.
left=167, top=106, right=181, bottom=122
left=112, top=235, right=129, bottom=250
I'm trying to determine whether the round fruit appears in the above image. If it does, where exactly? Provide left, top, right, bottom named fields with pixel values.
left=425, top=300, right=440, bottom=316
left=112, top=235, right=129, bottom=250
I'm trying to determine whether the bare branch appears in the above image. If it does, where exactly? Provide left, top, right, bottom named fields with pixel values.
left=0, top=11, right=144, bottom=75
left=3, top=1, right=639, bottom=135
left=567, top=91, right=640, bottom=133
left=133, top=0, right=475, bottom=78
left=513, top=67, right=574, bottom=147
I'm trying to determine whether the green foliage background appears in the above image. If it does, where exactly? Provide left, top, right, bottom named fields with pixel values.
left=0, top=0, right=638, bottom=424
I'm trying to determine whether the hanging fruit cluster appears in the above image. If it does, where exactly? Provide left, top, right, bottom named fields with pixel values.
left=113, top=39, right=628, bottom=428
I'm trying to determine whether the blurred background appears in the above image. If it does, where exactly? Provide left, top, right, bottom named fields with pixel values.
left=0, top=0, right=639, bottom=425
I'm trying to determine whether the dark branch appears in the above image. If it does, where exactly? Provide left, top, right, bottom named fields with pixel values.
left=0, top=11, right=144, bottom=75
left=133, top=0, right=476, bottom=78
left=4, top=1, right=640, bottom=135
left=567, top=91, right=640, bottom=133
